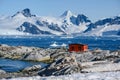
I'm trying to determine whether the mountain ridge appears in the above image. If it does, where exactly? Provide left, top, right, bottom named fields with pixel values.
left=0, top=8, right=120, bottom=36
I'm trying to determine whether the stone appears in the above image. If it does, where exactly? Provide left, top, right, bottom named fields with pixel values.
left=22, top=65, right=41, bottom=73
left=22, top=52, right=51, bottom=62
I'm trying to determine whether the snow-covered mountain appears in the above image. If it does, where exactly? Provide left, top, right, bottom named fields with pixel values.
left=0, top=8, right=120, bottom=36
left=84, top=16, right=120, bottom=36
left=12, top=8, right=36, bottom=18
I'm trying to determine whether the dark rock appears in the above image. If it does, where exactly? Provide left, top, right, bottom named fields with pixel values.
left=48, top=23, right=64, bottom=32
left=17, top=22, right=52, bottom=34
left=114, top=58, right=120, bottom=63
left=36, top=20, right=64, bottom=33
left=76, top=14, right=91, bottom=25
left=70, top=14, right=91, bottom=26
left=12, top=8, right=36, bottom=18
left=21, top=8, right=33, bottom=17
left=22, top=65, right=41, bottom=73
left=85, top=16, right=120, bottom=33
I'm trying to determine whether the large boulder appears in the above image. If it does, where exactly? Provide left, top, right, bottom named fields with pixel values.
left=22, top=49, right=51, bottom=62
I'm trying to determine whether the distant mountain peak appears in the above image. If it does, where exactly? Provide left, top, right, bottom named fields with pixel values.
left=61, top=10, right=73, bottom=17
left=12, top=8, right=36, bottom=18
left=1, top=8, right=120, bottom=36
left=22, top=8, right=30, bottom=12
left=77, top=14, right=87, bottom=18
left=21, top=8, right=31, bottom=17
left=76, top=14, right=91, bottom=23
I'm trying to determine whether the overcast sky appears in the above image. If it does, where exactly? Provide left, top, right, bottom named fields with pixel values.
left=0, top=0, right=120, bottom=22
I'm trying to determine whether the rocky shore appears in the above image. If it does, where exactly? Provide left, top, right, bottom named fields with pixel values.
left=0, top=44, right=120, bottom=79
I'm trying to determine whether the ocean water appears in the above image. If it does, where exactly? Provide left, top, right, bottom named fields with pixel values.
left=0, top=58, right=47, bottom=72
left=0, top=35, right=120, bottom=50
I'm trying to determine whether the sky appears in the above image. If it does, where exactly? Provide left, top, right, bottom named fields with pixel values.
left=0, top=0, right=120, bottom=22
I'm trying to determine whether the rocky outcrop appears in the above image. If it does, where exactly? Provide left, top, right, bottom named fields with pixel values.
left=0, top=44, right=51, bottom=62
left=22, top=50, right=51, bottom=62
left=91, top=50, right=120, bottom=61
left=0, top=44, right=120, bottom=63
left=72, top=49, right=120, bottom=62
left=0, top=44, right=34, bottom=59
left=0, top=44, right=68, bottom=62
left=0, top=69, right=6, bottom=74
left=38, top=54, right=82, bottom=76
left=22, top=65, right=41, bottom=74
left=0, top=44, right=120, bottom=78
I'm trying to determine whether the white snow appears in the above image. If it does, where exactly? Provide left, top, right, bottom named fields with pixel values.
left=61, top=43, right=67, bottom=47
left=85, top=25, right=120, bottom=36
left=3, top=72, right=120, bottom=80
left=0, top=9, right=120, bottom=36
left=12, top=13, right=26, bottom=20
left=60, top=10, right=74, bottom=19
left=82, top=62, right=120, bottom=72
left=0, top=13, right=66, bottom=35
left=78, top=22, right=89, bottom=32
left=40, top=16, right=62, bottom=25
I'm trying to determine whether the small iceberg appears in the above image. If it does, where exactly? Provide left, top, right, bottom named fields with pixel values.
left=61, top=43, right=67, bottom=47
left=50, top=42, right=59, bottom=47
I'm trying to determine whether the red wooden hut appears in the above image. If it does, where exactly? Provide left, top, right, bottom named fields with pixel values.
left=68, top=44, right=88, bottom=52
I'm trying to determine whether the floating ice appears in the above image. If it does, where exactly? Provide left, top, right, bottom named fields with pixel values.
left=50, top=42, right=59, bottom=47
left=61, top=43, right=67, bottom=47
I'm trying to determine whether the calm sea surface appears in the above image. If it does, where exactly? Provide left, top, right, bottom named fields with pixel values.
left=0, top=58, right=47, bottom=72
